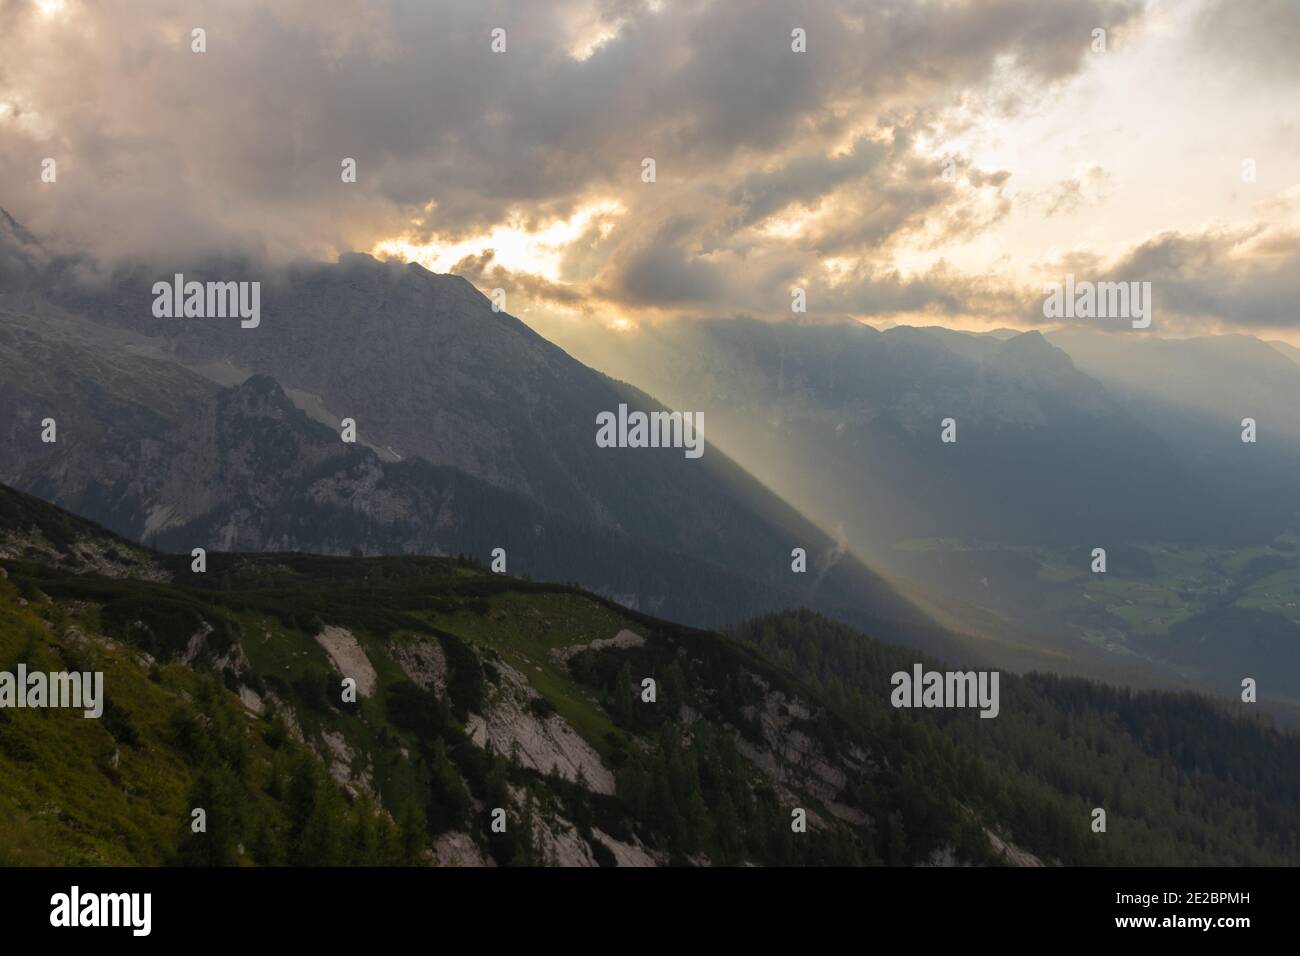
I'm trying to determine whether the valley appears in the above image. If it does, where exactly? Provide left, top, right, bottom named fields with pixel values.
left=888, top=533, right=1300, bottom=705
left=569, top=315, right=1300, bottom=715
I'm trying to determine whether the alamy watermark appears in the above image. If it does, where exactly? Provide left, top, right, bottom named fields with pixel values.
left=891, top=664, right=1000, bottom=718
left=50, top=886, right=150, bottom=936
left=152, top=273, right=261, bottom=328
left=0, top=664, right=103, bottom=718
left=595, top=403, right=704, bottom=459
left=1042, top=274, right=1151, bottom=329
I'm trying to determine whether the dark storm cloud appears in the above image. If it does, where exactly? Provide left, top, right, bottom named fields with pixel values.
left=615, top=229, right=725, bottom=306
left=0, top=0, right=1142, bottom=320
left=726, top=137, right=892, bottom=231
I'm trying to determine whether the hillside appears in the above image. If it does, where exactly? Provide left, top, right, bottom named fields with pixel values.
left=0, top=211, right=933, bottom=645
left=572, top=317, right=1300, bottom=705
left=3, top=484, right=1297, bottom=866
left=579, top=317, right=1279, bottom=548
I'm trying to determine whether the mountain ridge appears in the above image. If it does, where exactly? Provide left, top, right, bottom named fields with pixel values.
left=0, top=233, right=942, bottom=649
left=4, top=483, right=1299, bottom=866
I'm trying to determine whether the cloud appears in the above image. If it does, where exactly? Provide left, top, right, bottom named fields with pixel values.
left=1115, top=226, right=1300, bottom=329
left=1195, top=0, right=1300, bottom=81
left=1, top=0, right=1144, bottom=324
left=1040, top=163, right=1113, bottom=217
left=1032, top=224, right=1300, bottom=332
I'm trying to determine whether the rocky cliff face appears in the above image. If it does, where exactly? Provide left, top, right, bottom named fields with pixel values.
left=0, top=213, right=930, bottom=636
left=0, top=302, right=915, bottom=631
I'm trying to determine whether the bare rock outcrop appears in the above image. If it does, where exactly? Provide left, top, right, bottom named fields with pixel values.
left=314, top=625, right=377, bottom=696
left=466, top=661, right=614, bottom=795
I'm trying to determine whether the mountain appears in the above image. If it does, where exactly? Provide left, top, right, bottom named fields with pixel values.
left=1046, top=328, right=1300, bottom=511
left=3, top=484, right=1298, bottom=866
left=567, top=317, right=1300, bottom=707
left=0, top=305, right=908, bottom=637
left=1270, top=340, right=1300, bottom=367
left=578, top=317, right=1282, bottom=548
left=0, top=212, right=941, bottom=648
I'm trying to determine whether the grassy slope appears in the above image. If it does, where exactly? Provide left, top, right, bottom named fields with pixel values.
left=4, top=482, right=1300, bottom=866
left=0, top=571, right=397, bottom=865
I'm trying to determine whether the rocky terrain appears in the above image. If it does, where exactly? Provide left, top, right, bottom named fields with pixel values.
left=0, top=209, right=932, bottom=643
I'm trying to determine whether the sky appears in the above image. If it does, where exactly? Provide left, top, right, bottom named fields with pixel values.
left=2, top=0, right=1298, bottom=342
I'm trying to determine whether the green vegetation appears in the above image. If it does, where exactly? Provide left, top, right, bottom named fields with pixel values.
left=5, top=484, right=1300, bottom=867
left=891, top=535, right=1300, bottom=702
left=735, top=608, right=1300, bottom=865
left=0, top=574, right=401, bottom=865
